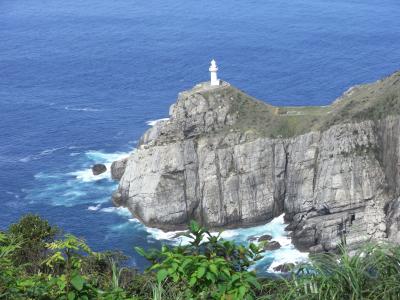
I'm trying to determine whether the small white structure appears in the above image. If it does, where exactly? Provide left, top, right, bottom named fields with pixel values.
left=209, top=59, right=219, bottom=86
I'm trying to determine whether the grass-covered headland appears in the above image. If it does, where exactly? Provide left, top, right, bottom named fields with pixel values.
left=211, top=71, right=400, bottom=139
left=1, top=214, right=400, bottom=300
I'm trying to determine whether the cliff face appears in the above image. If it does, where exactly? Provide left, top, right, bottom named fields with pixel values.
left=112, top=73, right=400, bottom=252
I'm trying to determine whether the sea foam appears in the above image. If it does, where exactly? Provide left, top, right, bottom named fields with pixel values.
left=27, top=149, right=131, bottom=207
left=145, top=214, right=308, bottom=273
left=100, top=206, right=132, bottom=218
left=146, top=118, right=169, bottom=126
left=70, top=150, right=131, bottom=183
left=88, top=204, right=102, bottom=211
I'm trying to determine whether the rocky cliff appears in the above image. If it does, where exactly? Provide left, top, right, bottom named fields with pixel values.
left=112, top=72, right=400, bottom=252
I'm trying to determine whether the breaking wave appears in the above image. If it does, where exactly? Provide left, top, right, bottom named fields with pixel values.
left=25, top=149, right=131, bottom=207
left=99, top=206, right=132, bottom=218
left=88, top=204, right=102, bottom=211
left=69, top=150, right=130, bottom=183
left=146, top=214, right=308, bottom=274
left=146, top=118, right=169, bottom=126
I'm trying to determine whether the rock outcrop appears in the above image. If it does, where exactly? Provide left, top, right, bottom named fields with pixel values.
left=112, top=72, right=400, bottom=252
left=273, top=263, right=295, bottom=273
left=111, top=158, right=128, bottom=181
left=263, top=241, right=281, bottom=251
left=92, top=164, right=107, bottom=175
left=258, top=235, right=273, bottom=242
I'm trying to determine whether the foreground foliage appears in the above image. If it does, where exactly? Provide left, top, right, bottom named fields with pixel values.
left=136, top=221, right=263, bottom=299
left=1, top=214, right=400, bottom=299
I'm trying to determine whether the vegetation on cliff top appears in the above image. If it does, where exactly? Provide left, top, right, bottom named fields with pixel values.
left=2, top=214, right=400, bottom=299
left=203, top=71, right=400, bottom=138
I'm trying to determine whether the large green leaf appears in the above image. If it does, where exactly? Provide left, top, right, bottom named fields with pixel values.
left=238, top=286, right=247, bottom=298
left=67, top=291, right=75, bottom=300
left=156, top=269, right=169, bottom=283
left=70, top=275, right=84, bottom=291
left=209, top=264, right=218, bottom=275
left=197, top=266, right=206, bottom=278
left=189, top=276, right=197, bottom=287
left=206, top=272, right=216, bottom=282
left=134, top=247, right=146, bottom=257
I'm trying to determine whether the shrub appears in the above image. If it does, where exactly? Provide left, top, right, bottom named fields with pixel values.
left=136, top=221, right=263, bottom=300
left=8, top=214, right=58, bottom=274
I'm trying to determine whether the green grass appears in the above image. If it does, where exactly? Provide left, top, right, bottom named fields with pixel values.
left=197, top=71, right=400, bottom=139
left=257, top=244, right=400, bottom=300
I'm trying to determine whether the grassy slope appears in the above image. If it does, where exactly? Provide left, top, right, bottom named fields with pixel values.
left=206, top=71, right=400, bottom=138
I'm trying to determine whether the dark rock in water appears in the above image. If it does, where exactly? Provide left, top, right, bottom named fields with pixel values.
left=258, top=234, right=273, bottom=242
left=111, top=158, right=128, bottom=181
left=247, top=236, right=258, bottom=242
left=263, top=241, right=281, bottom=251
left=273, top=263, right=295, bottom=273
left=92, top=164, right=107, bottom=175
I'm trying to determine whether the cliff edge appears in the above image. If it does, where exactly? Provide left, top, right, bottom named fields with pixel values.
left=112, top=72, right=400, bottom=252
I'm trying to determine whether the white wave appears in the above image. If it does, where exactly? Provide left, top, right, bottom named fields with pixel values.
left=100, top=206, right=132, bottom=218
left=70, top=152, right=80, bottom=156
left=69, top=150, right=132, bottom=183
left=69, top=168, right=110, bottom=182
left=144, top=214, right=308, bottom=274
left=63, top=190, right=87, bottom=198
left=271, top=235, right=292, bottom=248
left=19, top=147, right=65, bottom=162
left=88, top=204, right=102, bottom=211
left=64, top=106, right=101, bottom=112
left=267, top=246, right=309, bottom=273
left=146, top=118, right=169, bottom=126
left=146, top=227, right=188, bottom=243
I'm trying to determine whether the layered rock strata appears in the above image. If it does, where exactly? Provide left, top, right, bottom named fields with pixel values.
left=112, top=73, right=400, bottom=252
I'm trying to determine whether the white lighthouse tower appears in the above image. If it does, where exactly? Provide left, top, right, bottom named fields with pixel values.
left=209, top=59, right=219, bottom=86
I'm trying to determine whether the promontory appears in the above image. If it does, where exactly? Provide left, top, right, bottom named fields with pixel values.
left=111, top=71, right=400, bottom=253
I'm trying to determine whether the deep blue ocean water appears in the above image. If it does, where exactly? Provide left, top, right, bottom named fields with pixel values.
left=1, top=0, right=400, bottom=272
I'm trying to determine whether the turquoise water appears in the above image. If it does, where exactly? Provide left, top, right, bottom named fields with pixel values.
left=1, top=0, right=399, bottom=272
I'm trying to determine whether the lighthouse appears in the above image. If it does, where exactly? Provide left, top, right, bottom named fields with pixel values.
left=209, top=59, right=219, bottom=86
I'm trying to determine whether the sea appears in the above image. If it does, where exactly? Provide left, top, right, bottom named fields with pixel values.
left=1, top=0, right=399, bottom=273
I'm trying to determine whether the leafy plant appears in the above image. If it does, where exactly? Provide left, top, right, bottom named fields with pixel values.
left=45, top=234, right=98, bottom=299
left=8, top=214, right=58, bottom=274
left=136, top=221, right=263, bottom=299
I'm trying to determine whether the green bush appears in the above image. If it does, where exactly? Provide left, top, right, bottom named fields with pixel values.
left=3, top=214, right=400, bottom=300
left=8, top=214, right=59, bottom=274
left=136, top=221, right=263, bottom=300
